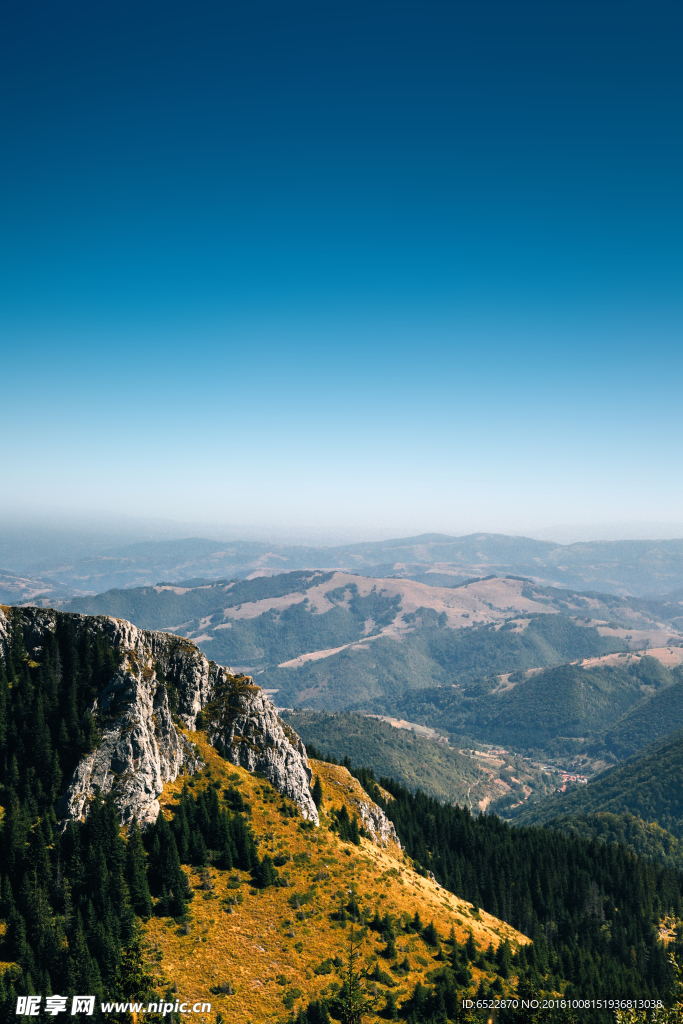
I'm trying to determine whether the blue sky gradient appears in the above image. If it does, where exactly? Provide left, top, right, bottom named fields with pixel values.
left=2, top=0, right=682, bottom=539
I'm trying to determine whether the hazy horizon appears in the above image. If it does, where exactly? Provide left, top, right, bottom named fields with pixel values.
left=3, top=511, right=683, bottom=570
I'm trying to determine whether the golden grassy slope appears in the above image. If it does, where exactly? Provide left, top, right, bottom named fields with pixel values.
left=144, top=734, right=529, bottom=1023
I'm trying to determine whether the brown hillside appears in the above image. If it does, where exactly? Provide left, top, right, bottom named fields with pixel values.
left=144, top=735, right=529, bottom=1022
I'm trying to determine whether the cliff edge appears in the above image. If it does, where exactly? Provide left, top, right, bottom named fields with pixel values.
left=0, top=606, right=319, bottom=827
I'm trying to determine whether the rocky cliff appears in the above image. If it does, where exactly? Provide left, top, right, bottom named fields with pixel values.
left=0, top=606, right=319, bottom=827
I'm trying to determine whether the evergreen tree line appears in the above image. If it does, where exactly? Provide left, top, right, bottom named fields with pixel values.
left=0, top=612, right=175, bottom=1019
left=308, top=749, right=683, bottom=1017
left=0, top=611, right=285, bottom=1019
left=376, top=780, right=679, bottom=1000
left=0, top=789, right=158, bottom=1021
left=0, top=610, right=120, bottom=807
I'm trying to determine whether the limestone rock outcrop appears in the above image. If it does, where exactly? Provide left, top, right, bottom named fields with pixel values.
left=205, top=678, right=318, bottom=824
left=357, top=796, right=401, bottom=848
left=0, top=607, right=318, bottom=826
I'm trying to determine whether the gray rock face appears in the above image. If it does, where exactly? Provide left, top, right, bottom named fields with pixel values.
left=57, top=652, right=203, bottom=827
left=0, top=607, right=318, bottom=826
left=205, top=679, right=318, bottom=824
left=357, top=797, right=401, bottom=848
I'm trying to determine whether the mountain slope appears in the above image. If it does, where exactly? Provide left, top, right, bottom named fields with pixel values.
left=511, top=731, right=683, bottom=837
left=283, top=711, right=482, bottom=802
left=144, top=735, right=527, bottom=1021
left=0, top=604, right=529, bottom=1023
left=280, top=711, right=555, bottom=808
left=61, top=571, right=658, bottom=711
left=603, top=677, right=683, bottom=757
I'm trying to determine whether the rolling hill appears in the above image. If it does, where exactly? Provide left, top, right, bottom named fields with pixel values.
left=268, top=607, right=634, bottom=713
left=511, top=730, right=683, bottom=838
left=387, top=655, right=683, bottom=753
left=279, top=711, right=555, bottom=809
left=62, top=570, right=669, bottom=708
left=10, top=531, right=683, bottom=598
left=53, top=571, right=683, bottom=760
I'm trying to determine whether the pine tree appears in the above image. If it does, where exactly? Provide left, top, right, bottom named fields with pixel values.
left=115, top=926, right=160, bottom=1006
left=232, top=814, right=257, bottom=871
left=219, top=834, right=235, bottom=871
left=156, top=887, right=171, bottom=918
left=67, top=915, right=102, bottom=998
left=1, top=876, right=15, bottom=916
left=335, top=928, right=379, bottom=1024
left=497, top=938, right=512, bottom=979
left=383, top=990, right=399, bottom=1020
left=190, top=830, right=208, bottom=867
left=126, top=819, right=153, bottom=919
left=312, top=776, right=323, bottom=808
left=305, top=1000, right=331, bottom=1024
left=253, top=854, right=278, bottom=889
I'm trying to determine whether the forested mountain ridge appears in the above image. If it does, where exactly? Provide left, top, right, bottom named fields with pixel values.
left=59, top=570, right=683, bottom=718
left=511, top=730, right=683, bottom=838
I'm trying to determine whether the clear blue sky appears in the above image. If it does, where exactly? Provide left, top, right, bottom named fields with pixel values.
left=2, top=0, right=682, bottom=540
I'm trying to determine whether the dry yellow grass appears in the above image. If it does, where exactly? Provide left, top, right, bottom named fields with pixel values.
left=143, top=735, right=529, bottom=1023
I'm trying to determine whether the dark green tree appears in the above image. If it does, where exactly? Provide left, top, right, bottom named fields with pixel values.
left=335, top=928, right=379, bottom=1024
left=253, top=854, right=279, bottom=889
left=126, top=819, right=153, bottom=919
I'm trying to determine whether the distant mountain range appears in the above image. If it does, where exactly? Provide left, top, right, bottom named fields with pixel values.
left=6, top=531, right=683, bottom=600
left=61, top=570, right=638, bottom=699
left=52, top=569, right=683, bottom=763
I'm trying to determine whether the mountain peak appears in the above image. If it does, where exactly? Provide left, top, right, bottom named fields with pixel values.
left=0, top=606, right=319, bottom=827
